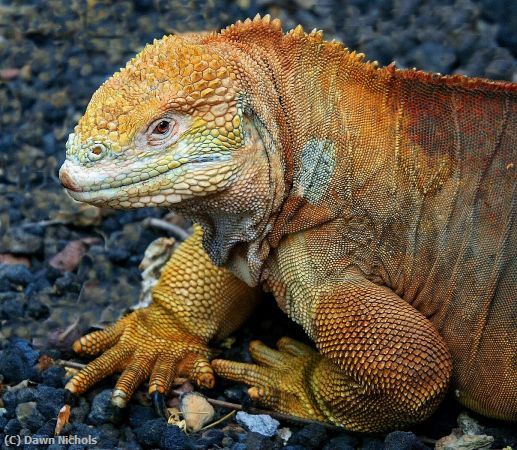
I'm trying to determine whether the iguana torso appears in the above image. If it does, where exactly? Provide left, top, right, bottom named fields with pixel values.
left=59, top=16, right=517, bottom=430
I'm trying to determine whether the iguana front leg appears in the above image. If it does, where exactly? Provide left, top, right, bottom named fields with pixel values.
left=65, top=225, right=259, bottom=413
left=213, top=233, right=452, bottom=432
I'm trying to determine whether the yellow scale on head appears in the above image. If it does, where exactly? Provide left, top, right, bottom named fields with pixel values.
left=75, top=33, right=242, bottom=155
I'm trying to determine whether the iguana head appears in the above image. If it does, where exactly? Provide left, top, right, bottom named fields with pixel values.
left=60, top=16, right=302, bottom=275
left=60, top=33, right=250, bottom=209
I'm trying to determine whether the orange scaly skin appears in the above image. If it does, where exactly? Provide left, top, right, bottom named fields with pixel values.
left=59, top=16, right=517, bottom=431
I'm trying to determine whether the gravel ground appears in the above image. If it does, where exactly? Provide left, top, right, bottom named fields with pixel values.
left=0, top=1, right=516, bottom=449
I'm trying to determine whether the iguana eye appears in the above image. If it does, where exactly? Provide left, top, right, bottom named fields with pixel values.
left=153, top=120, right=170, bottom=135
left=145, top=116, right=183, bottom=147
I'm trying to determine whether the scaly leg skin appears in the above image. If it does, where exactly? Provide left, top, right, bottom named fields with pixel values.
left=213, top=235, right=453, bottom=432
left=65, top=225, right=259, bottom=414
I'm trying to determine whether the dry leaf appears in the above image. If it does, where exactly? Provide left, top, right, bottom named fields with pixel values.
left=179, top=392, right=215, bottom=432
left=0, top=254, right=31, bottom=267
left=54, top=405, right=71, bottom=436
left=134, top=237, right=176, bottom=309
left=49, top=237, right=100, bottom=272
left=167, top=407, right=187, bottom=433
left=36, top=355, right=54, bottom=372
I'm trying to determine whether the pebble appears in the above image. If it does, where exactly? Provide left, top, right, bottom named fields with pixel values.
left=40, top=366, right=66, bottom=388
left=134, top=418, right=168, bottom=448
left=15, top=402, right=45, bottom=432
left=87, top=389, right=114, bottom=425
left=289, top=422, right=327, bottom=449
left=34, top=385, right=64, bottom=419
left=384, top=431, right=428, bottom=450
left=0, top=339, right=38, bottom=383
left=180, top=392, right=215, bottom=432
left=159, top=425, right=189, bottom=450
left=236, top=411, right=279, bottom=437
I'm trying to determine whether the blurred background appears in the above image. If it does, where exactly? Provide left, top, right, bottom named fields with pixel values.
left=0, top=0, right=516, bottom=342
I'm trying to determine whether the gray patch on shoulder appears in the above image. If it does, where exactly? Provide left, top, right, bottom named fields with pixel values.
left=294, top=138, right=336, bottom=203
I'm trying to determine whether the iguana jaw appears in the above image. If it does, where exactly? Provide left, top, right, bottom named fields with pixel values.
left=60, top=150, right=236, bottom=209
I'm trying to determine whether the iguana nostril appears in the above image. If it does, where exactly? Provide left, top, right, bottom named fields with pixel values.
left=87, top=143, right=106, bottom=161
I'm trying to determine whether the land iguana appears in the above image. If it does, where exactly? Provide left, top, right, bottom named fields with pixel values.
left=58, top=15, right=517, bottom=431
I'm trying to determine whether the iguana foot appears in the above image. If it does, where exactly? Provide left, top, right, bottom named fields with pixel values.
left=212, top=337, right=327, bottom=421
left=65, top=304, right=214, bottom=415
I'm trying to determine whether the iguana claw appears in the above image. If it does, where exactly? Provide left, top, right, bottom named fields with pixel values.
left=152, top=391, right=168, bottom=418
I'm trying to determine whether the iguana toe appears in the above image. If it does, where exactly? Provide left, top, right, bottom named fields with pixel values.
left=65, top=345, right=132, bottom=394
left=72, top=319, right=128, bottom=356
left=213, top=338, right=325, bottom=421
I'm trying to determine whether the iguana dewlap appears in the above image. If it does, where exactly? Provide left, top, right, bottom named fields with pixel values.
left=59, top=16, right=517, bottom=431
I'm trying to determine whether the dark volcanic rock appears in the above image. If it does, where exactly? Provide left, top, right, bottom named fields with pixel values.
left=244, top=432, right=274, bottom=450
left=159, top=425, right=189, bottom=450
left=34, top=385, right=65, bottom=419
left=384, top=431, right=429, bottom=450
left=289, top=422, right=328, bottom=449
left=0, top=264, right=33, bottom=287
left=40, top=366, right=66, bottom=388
left=134, top=418, right=168, bottom=447
left=15, top=401, right=46, bottom=432
left=0, top=339, right=39, bottom=383
left=87, top=389, right=114, bottom=425
left=128, top=404, right=157, bottom=429
left=322, top=432, right=359, bottom=450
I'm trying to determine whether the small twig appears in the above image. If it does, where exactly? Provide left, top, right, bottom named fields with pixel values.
left=20, top=219, right=63, bottom=229
left=142, top=218, right=190, bottom=241
left=200, top=410, right=236, bottom=431
left=417, top=436, right=437, bottom=445
left=56, top=360, right=86, bottom=370
left=57, top=318, right=80, bottom=343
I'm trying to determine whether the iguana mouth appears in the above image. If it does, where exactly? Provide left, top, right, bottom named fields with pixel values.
left=60, top=154, right=233, bottom=207
left=60, top=154, right=229, bottom=194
